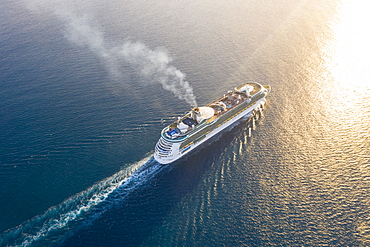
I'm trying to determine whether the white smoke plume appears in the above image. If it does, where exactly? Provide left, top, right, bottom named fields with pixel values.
left=25, top=1, right=197, bottom=107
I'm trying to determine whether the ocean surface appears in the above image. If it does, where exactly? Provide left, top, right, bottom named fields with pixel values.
left=1, top=0, right=369, bottom=246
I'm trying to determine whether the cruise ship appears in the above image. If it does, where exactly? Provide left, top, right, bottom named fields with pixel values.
left=154, top=82, right=271, bottom=164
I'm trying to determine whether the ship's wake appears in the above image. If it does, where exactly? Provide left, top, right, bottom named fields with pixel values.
left=0, top=104, right=267, bottom=247
left=0, top=155, right=167, bottom=247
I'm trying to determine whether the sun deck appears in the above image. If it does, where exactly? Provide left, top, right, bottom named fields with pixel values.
left=162, top=82, right=263, bottom=141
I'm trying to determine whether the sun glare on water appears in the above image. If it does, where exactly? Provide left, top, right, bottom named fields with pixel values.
left=319, top=0, right=370, bottom=121
left=327, top=0, right=370, bottom=90
left=315, top=2, right=370, bottom=242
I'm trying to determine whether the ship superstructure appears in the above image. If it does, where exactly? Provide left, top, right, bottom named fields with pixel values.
left=154, top=82, right=271, bottom=164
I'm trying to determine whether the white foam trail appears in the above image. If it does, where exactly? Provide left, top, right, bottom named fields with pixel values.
left=24, top=0, right=197, bottom=107
left=0, top=155, right=166, bottom=247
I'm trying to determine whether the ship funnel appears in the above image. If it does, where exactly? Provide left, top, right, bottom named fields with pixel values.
left=190, top=107, right=214, bottom=122
left=191, top=107, right=199, bottom=120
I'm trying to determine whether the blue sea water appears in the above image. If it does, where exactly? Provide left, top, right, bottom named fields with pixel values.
left=1, top=0, right=370, bottom=246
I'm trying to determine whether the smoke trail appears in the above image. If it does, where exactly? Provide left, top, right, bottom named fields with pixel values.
left=114, top=41, right=197, bottom=107
left=26, top=1, right=197, bottom=107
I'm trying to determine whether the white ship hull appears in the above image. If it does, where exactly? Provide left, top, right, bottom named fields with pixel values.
left=154, top=82, right=270, bottom=164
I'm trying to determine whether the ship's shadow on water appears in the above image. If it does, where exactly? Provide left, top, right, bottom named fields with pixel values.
left=62, top=116, right=261, bottom=246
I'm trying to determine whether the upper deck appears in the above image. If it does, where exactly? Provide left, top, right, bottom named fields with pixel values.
left=161, top=82, right=266, bottom=141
